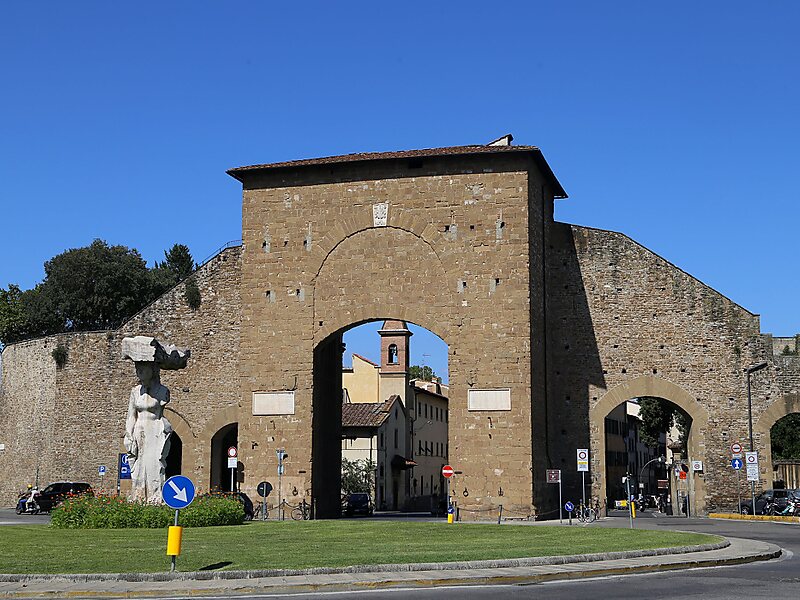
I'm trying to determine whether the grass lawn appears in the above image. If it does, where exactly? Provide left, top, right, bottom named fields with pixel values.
left=0, top=521, right=719, bottom=574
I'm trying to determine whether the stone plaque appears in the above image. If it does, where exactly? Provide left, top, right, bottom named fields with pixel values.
left=253, top=391, right=295, bottom=415
left=372, top=202, right=388, bottom=227
left=467, top=388, right=511, bottom=411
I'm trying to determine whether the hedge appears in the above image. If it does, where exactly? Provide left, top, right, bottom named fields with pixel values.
left=51, top=494, right=245, bottom=529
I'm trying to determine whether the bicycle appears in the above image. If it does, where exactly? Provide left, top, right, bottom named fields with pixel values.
left=576, top=499, right=597, bottom=523
left=253, top=500, right=268, bottom=520
left=291, top=499, right=311, bottom=520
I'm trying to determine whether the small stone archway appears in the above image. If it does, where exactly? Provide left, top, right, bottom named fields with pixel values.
left=754, top=392, right=800, bottom=488
left=589, top=375, right=710, bottom=515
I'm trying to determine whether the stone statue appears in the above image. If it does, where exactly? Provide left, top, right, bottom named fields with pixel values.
left=122, top=336, right=190, bottom=503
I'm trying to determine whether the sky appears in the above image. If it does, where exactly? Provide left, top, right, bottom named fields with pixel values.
left=2, top=2, right=799, bottom=382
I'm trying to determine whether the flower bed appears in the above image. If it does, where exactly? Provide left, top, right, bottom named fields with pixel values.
left=51, top=494, right=245, bottom=529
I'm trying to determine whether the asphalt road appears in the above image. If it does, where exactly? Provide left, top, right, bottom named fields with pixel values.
left=211, top=515, right=800, bottom=600
left=0, top=507, right=50, bottom=525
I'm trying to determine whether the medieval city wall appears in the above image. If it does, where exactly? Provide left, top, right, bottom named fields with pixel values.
left=0, top=247, right=242, bottom=506
left=547, top=222, right=768, bottom=513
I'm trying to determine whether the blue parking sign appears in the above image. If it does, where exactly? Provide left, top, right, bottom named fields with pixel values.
left=119, top=453, right=131, bottom=480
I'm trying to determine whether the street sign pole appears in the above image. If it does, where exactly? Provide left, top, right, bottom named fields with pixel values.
left=559, top=474, right=563, bottom=524
left=737, top=466, right=741, bottom=512
left=581, top=472, right=586, bottom=512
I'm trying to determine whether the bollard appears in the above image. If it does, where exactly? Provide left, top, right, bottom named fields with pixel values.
left=498, top=504, right=503, bottom=524
left=167, top=525, right=183, bottom=572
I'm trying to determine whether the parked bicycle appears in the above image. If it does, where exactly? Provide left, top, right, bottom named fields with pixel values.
left=291, top=499, right=311, bottom=521
left=253, top=500, right=269, bottom=520
left=576, top=498, right=598, bottom=523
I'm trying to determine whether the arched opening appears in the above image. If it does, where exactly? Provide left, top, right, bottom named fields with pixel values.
left=591, top=376, right=708, bottom=516
left=315, top=318, right=449, bottom=518
left=165, top=432, right=183, bottom=479
left=604, top=397, right=688, bottom=514
left=210, top=423, right=238, bottom=492
left=771, top=413, right=800, bottom=488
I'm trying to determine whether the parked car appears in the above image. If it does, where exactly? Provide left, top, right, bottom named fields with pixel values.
left=739, top=489, right=797, bottom=515
left=344, top=493, right=373, bottom=517
left=202, top=491, right=255, bottom=520
left=36, top=482, right=93, bottom=512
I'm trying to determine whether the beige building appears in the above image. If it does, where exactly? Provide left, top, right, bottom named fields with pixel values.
left=341, top=320, right=449, bottom=511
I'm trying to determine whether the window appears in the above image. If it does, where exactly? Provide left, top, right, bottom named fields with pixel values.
left=388, top=344, right=398, bottom=364
left=380, top=432, right=384, bottom=448
left=425, top=404, right=428, bottom=418
left=394, top=428, right=398, bottom=449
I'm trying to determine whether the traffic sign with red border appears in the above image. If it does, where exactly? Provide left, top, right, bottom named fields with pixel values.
left=730, top=442, right=742, bottom=454
left=227, top=446, right=237, bottom=458
left=442, top=465, right=455, bottom=478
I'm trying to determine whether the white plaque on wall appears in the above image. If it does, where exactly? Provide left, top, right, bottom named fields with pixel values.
left=467, top=388, right=511, bottom=411
left=372, top=202, right=388, bottom=227
left=252, top=391, right=295, bottom=415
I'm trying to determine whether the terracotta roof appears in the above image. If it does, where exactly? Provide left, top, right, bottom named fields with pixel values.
left=342, top=396, right=398, bottom=428
left=227, top=144, right=567, bottom=198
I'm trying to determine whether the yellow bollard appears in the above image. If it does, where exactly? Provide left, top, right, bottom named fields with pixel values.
left=631, top=501, right=636, bottom=519
left=167, top=525, right=183, bottom=556
left=447, top=513, right=454, bottom=524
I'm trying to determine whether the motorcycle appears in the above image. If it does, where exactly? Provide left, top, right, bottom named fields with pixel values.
left=15, top=492, right=40, bottom=515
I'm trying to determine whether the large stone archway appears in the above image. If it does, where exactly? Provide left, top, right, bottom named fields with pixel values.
left=589, top=375, right=710, bottom=515
left=233, top=150, right=549, bottom=517
left=755, top=392, right=800, bottom=488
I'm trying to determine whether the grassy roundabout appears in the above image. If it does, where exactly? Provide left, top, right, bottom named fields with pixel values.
left=0, top=521, right=719, bottom=574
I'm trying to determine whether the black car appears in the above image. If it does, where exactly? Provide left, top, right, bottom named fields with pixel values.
left=344, top=493, right=373, bottom=517
left=739, top=489, right=796, bottom=515
left=36, top=481, right=93, bottom=512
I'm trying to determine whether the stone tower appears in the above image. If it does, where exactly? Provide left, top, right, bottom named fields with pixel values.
left=378, top=320, right=411, bottom=403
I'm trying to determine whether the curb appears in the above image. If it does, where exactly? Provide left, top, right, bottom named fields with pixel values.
left=0, top=540, right=729, bottom=583
left=709, top=512, right=800, bottom=523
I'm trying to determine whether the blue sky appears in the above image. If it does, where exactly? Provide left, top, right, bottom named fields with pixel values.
left=2, top=3, right=798, bottom=381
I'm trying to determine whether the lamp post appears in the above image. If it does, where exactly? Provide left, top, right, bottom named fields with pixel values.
left=639, top=455, right=666, bottom=500
left=746, top=362, right=768, bottom=514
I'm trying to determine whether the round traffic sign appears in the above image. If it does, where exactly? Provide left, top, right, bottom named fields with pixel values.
left=227, top=446, right=237, bottom=458
left=577, top=450, right=588, bottom=460
left=442, top=465, right=455, bottom=478
left=565, top=501, right=575, bottom=512
left=746, top=453, right=757, bottom=464
left=162, top=475, right=196, bottom=510
left=731, top=458, right=743, bottom=470
left=731, top=442, right=742, bottom=454
left=257, top=481, right=273, bottom=497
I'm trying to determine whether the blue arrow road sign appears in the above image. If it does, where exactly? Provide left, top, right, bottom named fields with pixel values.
left=731, top=458, right=743, bottom=470
left=162, top=475, right=196, bottom=510
left=118, top=453, right=131, bottom=480
left=565, top=501, right=575, bottom=512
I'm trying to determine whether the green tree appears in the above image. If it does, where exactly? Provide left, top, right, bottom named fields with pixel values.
left=637, top=397, right=690, bottom=450
left=341, top=458, right=375, bottom=495
left=36, top=239, right=152, bottom=331
left=771, top=414, right=800, bottom=460
left=409, top=365, right=437, bottom=381
left=149, top=244, right=196, bottom=297
left=0, top=285, right=28, bottom=345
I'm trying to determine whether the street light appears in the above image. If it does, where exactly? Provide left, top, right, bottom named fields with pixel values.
left=745, top=362, right=768, bottom=514
left=639, top=455, right=666, bottom=500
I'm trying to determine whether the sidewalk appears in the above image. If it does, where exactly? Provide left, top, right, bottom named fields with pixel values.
left=0, top=536, right=780, bottom=599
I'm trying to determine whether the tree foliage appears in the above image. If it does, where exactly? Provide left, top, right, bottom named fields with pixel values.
left=637, top=397, right=690, bottom=450
left=341, top=458, right=375, bottom=495
left=772, top=413, right=800, bottom=460
left=0, top=240, right=195, bottom=347
left=409, top=365, right=437, bottom=381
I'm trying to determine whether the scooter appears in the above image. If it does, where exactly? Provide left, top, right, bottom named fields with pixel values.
left=15, top=492, right=40, bottom=515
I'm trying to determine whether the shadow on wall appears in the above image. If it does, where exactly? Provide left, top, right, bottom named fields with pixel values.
left=540, top=222, right=606, bottom=515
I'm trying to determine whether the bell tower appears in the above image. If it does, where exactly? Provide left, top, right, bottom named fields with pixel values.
left=378, top=320, right=411, bottom=402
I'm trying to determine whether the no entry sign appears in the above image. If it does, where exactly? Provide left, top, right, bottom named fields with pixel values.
left=442, top=465, right=455, bottom=478
left=730, top=442, right=742, bottom=454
